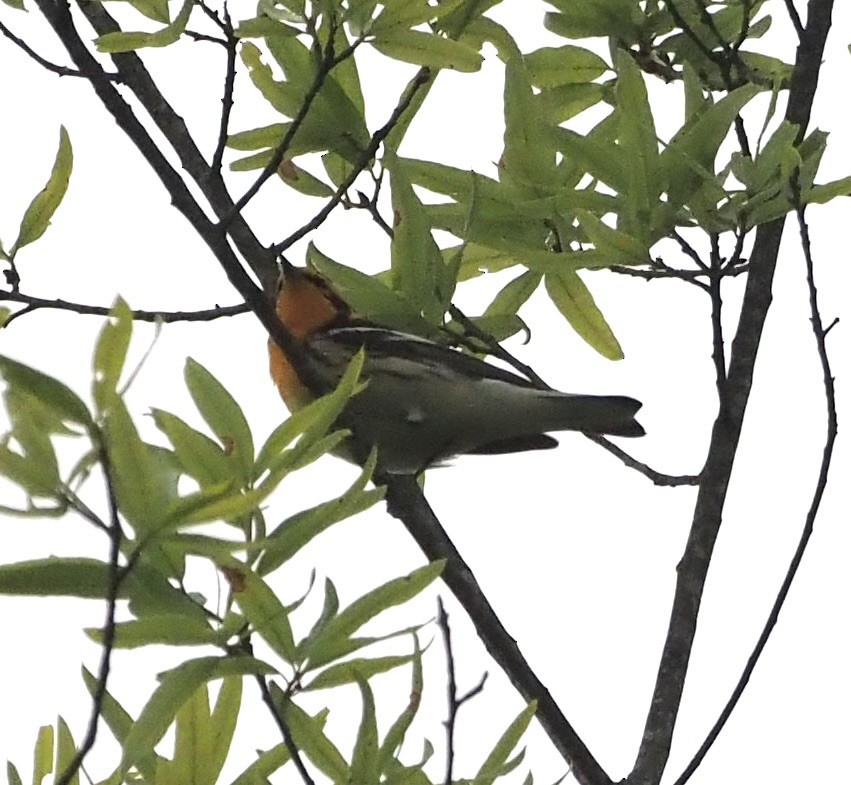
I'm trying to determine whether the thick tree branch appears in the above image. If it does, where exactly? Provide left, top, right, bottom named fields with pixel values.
left=628, top=3, right=835, bottom=782
left=383, top=474, right=613, bottom=785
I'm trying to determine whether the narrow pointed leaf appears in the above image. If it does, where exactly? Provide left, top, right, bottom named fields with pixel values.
left=14, top=127, right=72, bottom=251
left=545, top=271, right=623, bottom=360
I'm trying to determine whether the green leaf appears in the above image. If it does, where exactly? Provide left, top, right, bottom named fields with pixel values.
left=184, top=358, right=254, bottom=484
left=223, top=565, right=297, bottom=663
left=388, top=158, right=447, bottom=322
left=377, top=638, right=423, bottom=775
left=33, top=725, right=54, bottom=785
left=350, top=678, right=379, bottom=785
left=13, top=127, right=72, bottom=252
left=151, top=409, right=232, bottom=487
left=0, top=558, right=118, bottom=598
left=306, top=244, right=438, bottom=336
left=502, top=57, right=558, bottom=191
left=660, top=84, right=763, bottom=209
left=306, top=653, right=417, bottom=690
left=92, top=298, right=133, bottom=412
left=483, top=271, right=540, bottom=320
left=0, top=442, right=57, bottom=498
left=3, top=389, right=60, bottom=492
left=54, top=718, right=78, bottom=785
left=614, top=49, right=660, bottom=237
left=6, top=762, right=23, bottom=785
left=544, top=0, right=642, bottom=41
left=475, top=702, right=536, bottom=785
left=122, top=657, right=274, bottom=773
left=280, top=697, right=350, bottom=782
left=229, top=743, right=291, bottom=785
left=205, top=677, right=243, bottom=784
left=86, top=615, right=217, bottom=649
left=258, top=452, right=382, bottom=576
left=101, top=394, right=171, bottom=532
left=371, top=0, right=469, bottom=32
left=95, top=0, right=193, bottom=52
left=544, top=270, right=623, bottom=360
left=371, top=29, right=483, bottom=72
left=1, top=0, right=25, bottom=10
left=803, top=175, right=851, bottom=204
left=537, top=82, right=608, bottom=124
left=277, top=159, right=334, bottom=197
left=575, top=209, right=648, bottom=263
left=306, top=562, right=443, bottom=669
left=0, top=355, right=90, bottom=429
left=524, top=45, right=609, bottom=88
left=126, top=0, right=170, bottom=24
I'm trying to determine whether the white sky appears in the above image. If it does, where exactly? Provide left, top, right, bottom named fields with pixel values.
left=0, top=2, right=848, bottom=784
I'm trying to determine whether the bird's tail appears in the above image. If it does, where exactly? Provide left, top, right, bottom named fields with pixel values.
left=538, top=393, right=645, bottom=437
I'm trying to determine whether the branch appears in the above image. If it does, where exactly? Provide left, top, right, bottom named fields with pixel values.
left=225, top=19, right=339, bottom=221
left=673, top=190, right=838, bottom=785
left=34, top=0, right=323, bottom=395
left=584, top=435, right=700, bottom=487
left=784, top=0, right=806, bottom=39
left=627, top=3, right=835, bottom=782
left=211, top=6, right=237, bottom=174
left=74, top=0, right=278, bottom=288
left=273, top=67, right=433, bottom=254
left=0, top=17, right=121, bottom=80
left=437, top=598, right=488, bottom=785
left=255, top=676, right=315, bottom=785
left=0, top=289, right=250, bottom=325
left=55, top=445, right=125, bottom=785
left=383, top=474, right=612, bottom=785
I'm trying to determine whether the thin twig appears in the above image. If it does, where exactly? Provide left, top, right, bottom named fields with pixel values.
left=55, top=445, right=125, bottom=785
left=784, top=0, right=806, bottom=39
left=584, top=435, right=700, bottom=487
left=274, top=67, right=433, bottom=253
left=224, top=18, right=340, bottom=221
left=0, top=18, right=121, bottom=80
left=437, top=598, right=487, bottom=785
left=211, top=6, right=237, bottom=173
left=255, top=676, right=316, bottom=785
left=673, top=188, right=838, bottom=785
left=0, top=289, right=250, bottom=326
left=708, top=234, right=728, bottom=391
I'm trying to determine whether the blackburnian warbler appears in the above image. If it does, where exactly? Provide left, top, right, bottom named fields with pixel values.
left=269, top=266, right=644, bottom=475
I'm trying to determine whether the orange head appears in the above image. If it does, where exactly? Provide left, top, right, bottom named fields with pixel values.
left=274, top=267, right=351, bottom=339
left=269, top=267, right=351, bottom=412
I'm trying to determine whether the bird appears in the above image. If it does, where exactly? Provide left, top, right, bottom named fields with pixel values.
left=268, top=266, right=644, bottom=475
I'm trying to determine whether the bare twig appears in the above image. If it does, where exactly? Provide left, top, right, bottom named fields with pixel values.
left=437, top=598, right=488, bottom=785
left=211, top=7, right=237, bottom=173
left=584, top=435, right=700, bottom=487
left=255, top=676, right=316, bottom=785
left=673, top=190, right=838, bottom=785
left=0, top=18, right=121, bottom=80
left=273, top=67, right=433, bottom=254
left=708, top=234, right=728, bottom=392
left=224, top=18, right=339, bottom=221
left=55, top=446, right=125, bottom=785
left=784, top=0, right=806, bottom=39
left=0, top=289, right=250, bottom=326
